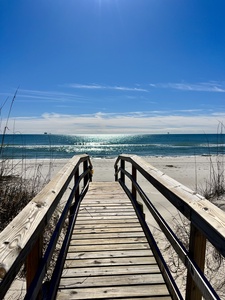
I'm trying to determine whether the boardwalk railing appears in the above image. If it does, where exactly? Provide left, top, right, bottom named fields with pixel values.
left=115, top=154, right=225, bottom=300
left=0, top=154, right=93, bottom=300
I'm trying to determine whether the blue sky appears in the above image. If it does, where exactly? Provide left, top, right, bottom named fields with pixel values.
left=0, top=0, right=225, bottom=134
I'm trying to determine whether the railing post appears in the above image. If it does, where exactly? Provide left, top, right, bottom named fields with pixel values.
left=26, top=235, right=43, bottom=299
left=185, top=223, right=206, bottom=300
left=121, top=159, right=125, bottom=184
left=90, top=165, right=93, bottom=182
left=83, top=159, right=88, bottom=187
left=132, top=165, right=137, bottom=201
left=74, top=167, right=80, bottom=203
left=69, top=167, right=80, bottom=229
left=115, top=164, right=118, bottom=181
left=132, top=165, right=145, bottom=220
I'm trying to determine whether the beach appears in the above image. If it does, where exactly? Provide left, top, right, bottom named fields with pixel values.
left=7, top=154, right=217, bottom=228
left=16, top=154, right=215, bottom=187
left=4, top=154, right=221, bottom=298
left=10, top=154, right=215, bottom=217
left=92, top=155, right=212, bottom=188
left=10, top=154, right=216, bottom=235
left=21, top=154, right=219, bottom=241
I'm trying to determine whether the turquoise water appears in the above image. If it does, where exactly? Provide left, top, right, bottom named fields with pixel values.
left=0, top=134, right=224, bottom=159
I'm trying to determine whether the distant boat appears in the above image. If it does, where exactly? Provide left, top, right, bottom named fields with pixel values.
left=44, top=132, right=47, bottom=134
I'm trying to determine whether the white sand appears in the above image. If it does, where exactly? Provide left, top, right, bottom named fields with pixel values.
left=61, top=155, right=213, bottom=188
left=9, top=155, right=216, bottom=227
left=14, top=154, right=214, bottom=187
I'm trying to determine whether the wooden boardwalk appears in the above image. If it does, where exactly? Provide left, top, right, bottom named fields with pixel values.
left=56, top=181, right=172, bottom=299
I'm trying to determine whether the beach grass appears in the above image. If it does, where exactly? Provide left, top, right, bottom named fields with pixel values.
left=0, top=158, right=51, bottom=232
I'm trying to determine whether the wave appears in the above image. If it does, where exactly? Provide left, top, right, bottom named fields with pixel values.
left=1, top=133, right=224, bottom=159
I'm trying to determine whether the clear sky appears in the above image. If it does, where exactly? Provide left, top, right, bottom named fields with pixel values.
left=0, top=0, right=225, bottom=134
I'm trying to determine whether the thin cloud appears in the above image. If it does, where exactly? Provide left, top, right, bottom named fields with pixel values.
left=150, top=81, right=225, bottom=92
left=113, top=86, right=148, bottom=92
left=17, top=89, right=87, bottom=103
left=4, top=110, right=225, bottom=134
left=68, top=84, right=103, bottom=89
left=67, top=83, right=148, bottom=92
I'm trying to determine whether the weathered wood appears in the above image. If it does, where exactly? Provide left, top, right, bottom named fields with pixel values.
left=78, top=206, right=135, bottom=211
left=73, top=222, right=141, bottom=229
left=57, top=284, right=171, bottom=299
left=64, top=256, right=156, bottom=267
left=81, top=199, right=131, bottom=203
left=57, top=181, right=172, bottom=299
left=59, top=273, right=164, bottom=287
left=77, top=211, right=137, bottom=216
left=66, top=249, right=152, bottom=260
left=25, top=234, right=43, bottom=296
left=186, top=223, right=207, bottom=300
left=76, top=215, right=138, bottom=220
left=70, top=232, right=146, bottom=239
left=73, top=227, right=143, bottom=234
left=71, top=237, right=147, bottom=245
left=79, top=205, right=134, bottom=210
left=75, top=218, right=139, bottom=225
left=68, top=243, right=150, bottom=252
left=62, top=264, right=161, bottom=277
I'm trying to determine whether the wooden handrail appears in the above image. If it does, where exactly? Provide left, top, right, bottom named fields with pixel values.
left=115, top=154, right=225, bottom=300
left=0, top=154, right=92, bottom=299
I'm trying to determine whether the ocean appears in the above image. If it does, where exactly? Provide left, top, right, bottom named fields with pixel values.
left=0, top=133, right=224, bottom=159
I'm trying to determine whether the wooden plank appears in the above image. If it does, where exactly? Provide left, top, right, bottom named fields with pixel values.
left=73, top=227, right=143, bottom=234
left=80, top=203, right=130, bottom=207
left=80, top=203, right=131, bottom=207
left=78, top=209, right=135, bottom=214
left=57, top=284, right=171, bottom=299
left=68, top=243, right=150, bottom=252
left=61, top=264, right=161, bottom=277
left=59, top=273, right=164, bottom=287
left=76, top=216, right=138, bottom=220
left=83, top=193, right=127, bottom=196
left=75, top=219, right=140, bottom=225
left=79, top=206, right=134, bottom=211
left=66, top=249, right=152, bottom=260
left=70, top=237, right=147, bottom=245
left=71, top=232, right=145, bottom=239
left=81, top=195, right=130, bottom=199
left=77, top=212, right=137, bottom=216
left=64, top=256, right=156, bottom=268
left=74, top=222, right=141, bottom=229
